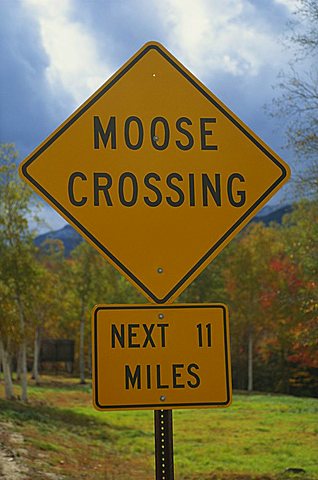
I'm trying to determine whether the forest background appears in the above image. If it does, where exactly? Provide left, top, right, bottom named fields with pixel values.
left=0, top=0, right=317, bottom=403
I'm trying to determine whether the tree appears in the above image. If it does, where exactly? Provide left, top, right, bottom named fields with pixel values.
left=240, top=204, right=316, bottom=394
left=280, top=200, right=318, bottom=381
left=0, top=143, right=41, bottom=401
left=179, top=248, right=229, bottom=304
left=223, top=223, right=283, bottom=391
left=31, top=239, right=66, bottom=384
left=65, top=244, right=95, bottom=383
left=63, top=239, right=143, bottom=383
left=259, top=251, right=303, bottom=393
left=272, top=0, right=318, bottom=196
left=0, top=280, right=17, bottom=399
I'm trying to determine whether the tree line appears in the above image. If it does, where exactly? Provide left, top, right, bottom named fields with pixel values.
left=1, top=0, right=317, bottom=401
left=0, top=143, right=317, bottom=400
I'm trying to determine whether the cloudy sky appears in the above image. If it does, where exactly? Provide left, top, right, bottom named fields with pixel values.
left=0, top=0, right=301, bottom=231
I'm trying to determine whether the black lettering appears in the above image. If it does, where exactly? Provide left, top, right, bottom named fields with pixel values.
left=128, top=324, right=140, bottom=348
left=146, top=364, right=152, bottom=389
left=151, top=117, right=170, bottom=150
left=200, top=118, right=217, bottom=150
left=166, top=173, right=185, bottom=207
left=119, top=172, right=138, bottom=206
left=202, top=173, right=221, bottom=206
left=156, top=365, right=169, bottom=389
left=197, top=323, right=203, bottom=347
left=227, top=173, right=246, bottom=207
left=125, top=365, right=141, bottom=389
left=94, top=173, right=113, bottom=206
left=157, top=324, right=169, bottom=347
left=94, top=116, right=116, bottom=149
left=111, top=324, right=125, bottom=348
left=189, top=173, right=195, bottom=206
left=68, top=172, right=87, bottom=206
left=124, top=116, right=144, bottom=150
left=176, top=117, right=194, bottom=150
left=187, top=363, right=200, bottom=388
left=173, top=364, right=185, bottom=388
left=142, top=324, right=155, bottom=348
left=144, top=173, right=162, bottom=207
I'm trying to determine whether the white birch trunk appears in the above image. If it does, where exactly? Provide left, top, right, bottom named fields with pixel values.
left=16, top=347, right=22, bottom=381
left=32, top=326, right=41, bottom=384
left=247, top=326, right=253, bottom=392
left=17, top=298, right=28, bottom=402
left=0, top=337, right=15, bottom=400
left=79, top=303, right=86, bottom=384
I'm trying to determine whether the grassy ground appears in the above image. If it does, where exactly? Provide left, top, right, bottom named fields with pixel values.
left=0, top=376, right=317, bottom=480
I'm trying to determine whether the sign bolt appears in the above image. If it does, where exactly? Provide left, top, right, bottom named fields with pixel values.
left=157, top=267, right=164, bottom=274
left=153, top=135, right=159, bottom=141
left=158, top=313, right=165, bottom=319
left=160, top=395, right=166, bottom=402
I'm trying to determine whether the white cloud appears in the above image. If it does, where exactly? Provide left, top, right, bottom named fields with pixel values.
left=22, top=0, right=113, bottom=105
left=156, top=0, right=287, bottom=78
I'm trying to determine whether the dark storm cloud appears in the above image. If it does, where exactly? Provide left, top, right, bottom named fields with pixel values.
left=0, top=0, right=294, bottom=163
left=0, top=0, right=296, bottom=228
left=0, top=0, right=73, bottom=159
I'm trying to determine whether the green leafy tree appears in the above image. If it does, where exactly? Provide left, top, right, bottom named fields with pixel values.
left=0, top=143, right=41, bottom=400
left=179, top=248, right=229, bottom=304
left=31, top=239, right=66, bottom=383
left=280, top=200, right=318, bottom=378
left=65, top=243, right=97, bottom=383
left=0, top=280, right=18, bottom=399
left=63, top=239, right=143, bottom=383
left=223, top=223, right=282, bottom=391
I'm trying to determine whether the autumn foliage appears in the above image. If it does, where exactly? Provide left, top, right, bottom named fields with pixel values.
left=1, top=145, right=317, bottom=399
left=182, top=201, right=318, bottom=396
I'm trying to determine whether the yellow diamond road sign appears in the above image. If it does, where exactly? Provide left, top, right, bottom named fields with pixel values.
left=20, top=42, right=290, bottom=303
left=92, top=304, right=231, bottom=411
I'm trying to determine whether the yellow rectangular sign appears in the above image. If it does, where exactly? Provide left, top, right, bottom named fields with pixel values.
left=92, top=304, right=232, bottom=411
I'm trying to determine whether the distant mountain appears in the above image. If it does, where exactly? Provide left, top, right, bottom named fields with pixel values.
left=253, top=204, right=292, bottom=225
left=34, top=224, right=83, bottom=256
left=256, top=204, right=280, bottom=218
left=35, top=204, right=292, bottom=255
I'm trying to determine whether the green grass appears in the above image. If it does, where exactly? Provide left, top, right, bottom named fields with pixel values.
left=0, top=377, right=317, bottom=480
left=28, top=438, right=63, bottom=452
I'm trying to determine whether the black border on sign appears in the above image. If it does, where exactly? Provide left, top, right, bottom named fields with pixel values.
left=22, top=43, right=288, bottom=304
left=93, top=304, right=231, bottom=410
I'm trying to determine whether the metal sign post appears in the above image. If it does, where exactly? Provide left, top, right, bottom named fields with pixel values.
left=155, top=410, right=174, bottom=480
